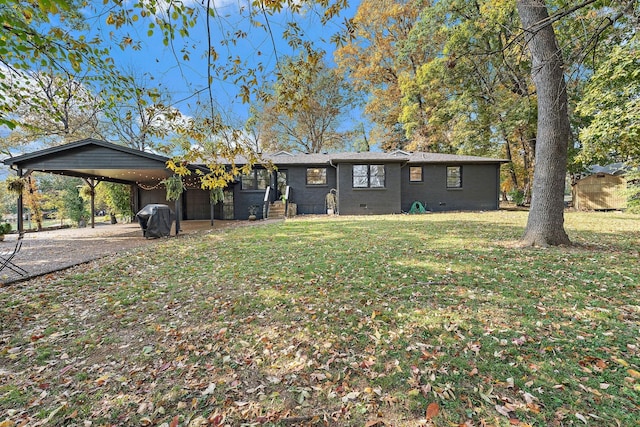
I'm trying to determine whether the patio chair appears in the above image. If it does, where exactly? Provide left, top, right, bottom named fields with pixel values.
left=0, top=232, right=28, bottom=277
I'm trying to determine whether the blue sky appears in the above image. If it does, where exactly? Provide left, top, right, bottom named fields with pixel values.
left=91, top=0, right=359, bottom=124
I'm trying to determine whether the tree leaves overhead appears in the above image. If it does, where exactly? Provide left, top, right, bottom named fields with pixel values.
left=576, top=35, right=640, bottom=167
left=2, top=70, right=103, bottom=150
left=0, top=0, right=111, bottom=130
left=337, top=0, right=638, bottom=203
left=251, top=50, right=359, bottom=153
left=334, top=0, right=424, bottom=150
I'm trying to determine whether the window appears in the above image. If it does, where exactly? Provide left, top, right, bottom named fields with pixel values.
left=409, top=166, right=423, bottom=182
left=353, top=165, right=369, bottom=188
left=306, top=168, right=327, bottom=185
left=241, top=169, right=270, bottom=190
left=446, top=166, right=462, bottom=188
left=353, top=164, right=385, bottom=188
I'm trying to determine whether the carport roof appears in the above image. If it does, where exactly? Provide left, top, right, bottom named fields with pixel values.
left=3, top=138, right=174, bottom=185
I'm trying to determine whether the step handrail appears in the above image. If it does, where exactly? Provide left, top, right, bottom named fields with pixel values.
left=284, top=185, right=291, bottom=216
left=262, top=186, right=271, bottom=219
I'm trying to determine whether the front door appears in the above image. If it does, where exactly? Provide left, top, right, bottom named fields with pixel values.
left=276, top=170, right=288, bottom=200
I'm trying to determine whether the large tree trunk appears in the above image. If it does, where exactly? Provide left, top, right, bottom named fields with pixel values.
left=517, top=0, right=571, bottom=246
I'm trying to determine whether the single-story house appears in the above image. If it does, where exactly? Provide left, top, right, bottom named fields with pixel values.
left=3, top=139, right=507, bottom=230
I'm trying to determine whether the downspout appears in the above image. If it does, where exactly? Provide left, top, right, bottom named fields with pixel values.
left=329, top=159, right=338, bottom=214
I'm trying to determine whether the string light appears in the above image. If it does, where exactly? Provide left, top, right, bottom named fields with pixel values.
left=137, top=182, right=164, bottom=190
left=39, top=167, right=236, bottom=191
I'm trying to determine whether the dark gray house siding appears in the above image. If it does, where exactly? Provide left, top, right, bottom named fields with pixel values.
left=230, top=164, right=339, bottom=219
left=137, top=187, right=217, bottom=220
left=336, top=162, right=403, bottom=215
left=135, top=157, right=502, bottom=219
left=183, top=189, right=211, bottom=220
left=138, top=188, right=166, bottom=210
left=401, top=163, right=501, bottom=212
left=233, top=183, right=266, bottom=220
left=285, top=165, right=338, bottom=215
left=4, top=140, right=507, bottom=226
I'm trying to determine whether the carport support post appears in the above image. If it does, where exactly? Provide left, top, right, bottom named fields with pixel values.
left=17, top=168, right=24, bottom=233
left=83, top=178, right=97, bottom=228
left=174, top=195, right=181, bottom=236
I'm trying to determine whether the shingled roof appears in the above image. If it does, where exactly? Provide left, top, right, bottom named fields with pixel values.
left=252, top=150, right=507, bottom=165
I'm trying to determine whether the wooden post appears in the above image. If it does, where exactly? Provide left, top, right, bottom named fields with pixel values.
left=174, top=195, right=181, bottom=236
left=17, top=169, right=24, bottom=233
left=83, top=178, right=97, bottom=228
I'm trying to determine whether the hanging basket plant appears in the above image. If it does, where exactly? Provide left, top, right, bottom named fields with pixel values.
left=80, top=185, right=95, bottom=199
left=210, top=187, right=224, bottom=204
left=162, top=175, right=184, bottom=202
left=6, top=176, right=26, bottom=195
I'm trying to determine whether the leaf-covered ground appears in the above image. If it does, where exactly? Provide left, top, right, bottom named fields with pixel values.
left=1, top=211, right=638, bottom=426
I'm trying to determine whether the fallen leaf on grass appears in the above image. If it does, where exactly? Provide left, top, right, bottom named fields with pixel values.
left=201, top=383, right=216, bottom=395
left=426, top=402, right=439, bottom=419
left=342, top=391, right=360, bottom=402
left=479, top=385, right=495, bottom=404
left=43, top=404, right=67, bottom=424
left=496, top=405, right=512, bottom=417
left=95, top=374, right=110, bottom=386
left=208, top=413, right=225, bottom=426
left=627, top=369, right=640, bottom=379
left=611, top=357, right=629, bottom=367
left=575, top=413, right=588, bottom=424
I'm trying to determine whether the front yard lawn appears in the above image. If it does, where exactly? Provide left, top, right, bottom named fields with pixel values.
left=1, top=211, right=638, bottom=426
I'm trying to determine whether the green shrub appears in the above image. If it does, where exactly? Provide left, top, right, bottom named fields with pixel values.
left=508, top=189, right=525, bottom=206
left=0, top=223, right=12, bottom=235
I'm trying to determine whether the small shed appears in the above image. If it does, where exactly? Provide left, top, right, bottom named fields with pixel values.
left=572, top=172, right=627, bottom=210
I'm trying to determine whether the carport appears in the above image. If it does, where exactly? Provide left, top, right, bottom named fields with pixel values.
left=2, top=138, right=200, bottom=234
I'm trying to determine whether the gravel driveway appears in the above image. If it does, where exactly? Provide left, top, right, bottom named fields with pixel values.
left=0, top=220, right=240, bottom=285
